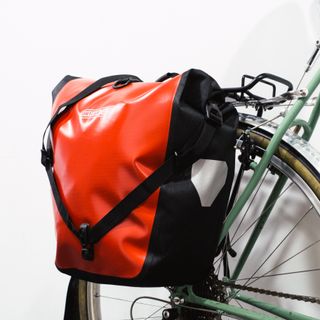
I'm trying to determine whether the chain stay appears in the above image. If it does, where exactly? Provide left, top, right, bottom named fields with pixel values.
left=218, top=280, right=320, bottom=304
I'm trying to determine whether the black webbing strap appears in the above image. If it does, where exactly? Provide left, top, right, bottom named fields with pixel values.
left=45, top=161, right=80, bottom=239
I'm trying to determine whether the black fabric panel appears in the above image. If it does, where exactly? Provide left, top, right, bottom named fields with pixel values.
left=165, top=69, right=221, bottom=160
left=134, top=70, right=238, bottom=285
left=52, top=75, right=80, bottom=103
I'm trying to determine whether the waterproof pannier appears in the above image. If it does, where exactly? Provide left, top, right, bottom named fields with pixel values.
left=41, top=69, right=238, bottom=286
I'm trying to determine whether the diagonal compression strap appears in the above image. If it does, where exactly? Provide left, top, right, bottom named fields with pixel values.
left=89, top=120, right=215, bottom=245
left=43, top=118, right=217, bottom=247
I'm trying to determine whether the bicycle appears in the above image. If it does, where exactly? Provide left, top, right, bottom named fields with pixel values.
left=62, top=42, right=320, bottom=320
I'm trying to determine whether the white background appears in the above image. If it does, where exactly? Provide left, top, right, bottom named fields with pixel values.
left=0, top=0, right=320, bottom=319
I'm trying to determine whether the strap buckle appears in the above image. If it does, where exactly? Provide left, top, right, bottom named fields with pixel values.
left=112, top=77, right=140, bottom=89
left=79, top=223, right=94, bottom=261
left=41, top=148, right=53, bottom=168
left=206, top=103, right=223, bottom=127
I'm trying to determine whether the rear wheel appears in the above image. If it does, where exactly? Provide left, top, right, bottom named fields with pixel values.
left=67, top=114, right=320, bottom=320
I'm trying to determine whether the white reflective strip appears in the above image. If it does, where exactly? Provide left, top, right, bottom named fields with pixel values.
left=191, top=159, right=228, bottom=207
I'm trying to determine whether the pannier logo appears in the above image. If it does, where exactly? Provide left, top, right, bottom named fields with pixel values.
left=81, top=108, right=108, bottom=119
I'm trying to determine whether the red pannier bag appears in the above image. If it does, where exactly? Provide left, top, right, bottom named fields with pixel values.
left=41, top=69, right=238, bottom=286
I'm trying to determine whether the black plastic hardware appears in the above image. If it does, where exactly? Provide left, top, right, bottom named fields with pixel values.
left=112, top=77, right=140, bottom=89
left=41, top=148, right=53, bottom=168
left=206, top=103, right=223, bottom=127
left=79, top=223, right=94, bottom=261
left=238, top=133, right=256, bottom=170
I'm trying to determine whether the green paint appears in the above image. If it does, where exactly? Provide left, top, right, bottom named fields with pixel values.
left=174, top=286, right=280, bottom=320
left=237, top=293, right=319, bottom=320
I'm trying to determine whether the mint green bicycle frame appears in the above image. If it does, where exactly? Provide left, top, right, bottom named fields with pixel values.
left=174, top=67, right=320, bottom=320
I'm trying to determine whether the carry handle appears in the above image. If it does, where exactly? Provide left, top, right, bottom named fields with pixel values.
left=51, top=74, right=142, bottom=126
left=156, top=72, right=179, bottom=82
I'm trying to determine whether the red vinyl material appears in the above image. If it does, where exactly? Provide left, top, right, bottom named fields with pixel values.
left=52, top=76, right=181, bottom=278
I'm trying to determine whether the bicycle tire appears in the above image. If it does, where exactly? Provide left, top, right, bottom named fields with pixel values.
left=65, top=114, right=320, bottom=320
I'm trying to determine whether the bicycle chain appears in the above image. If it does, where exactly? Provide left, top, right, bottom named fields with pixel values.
left=218, top=280, right=320, bottom=304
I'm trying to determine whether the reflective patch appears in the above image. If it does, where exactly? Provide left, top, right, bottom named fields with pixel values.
left=191, top=159, right=228, bottom=207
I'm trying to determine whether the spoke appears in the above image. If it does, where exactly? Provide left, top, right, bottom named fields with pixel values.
left=227, top=239, right=320, bottom=303
left=145, top=305, right=168, bottom=320
left=248, top=238, right=320, bottom=287
left=226, top=184, right=312, bottom=303
left=231, top=182, right=293, bottom=249
left=214, top=171, right=273, bottom=270
left=245, top=206, right=313, bottom=286
left=230, top=170, right=270, bottom=243
left=130, top=297, right=171, bottom=320
left=214, top=182, right=293, bottom=269
left=99, top=295, right=165, bottom=308
left=235, top=299, right=244, bottom=309
left=237, top=268, right=320, bottom=282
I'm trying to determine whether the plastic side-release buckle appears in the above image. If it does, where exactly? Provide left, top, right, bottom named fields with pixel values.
left=41, top=148, right=53, bottom=168
left=79, top=223, right=94, bottom=261
left=206, top=103, right=223, bottom=127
